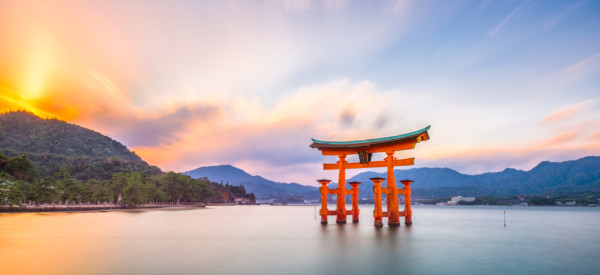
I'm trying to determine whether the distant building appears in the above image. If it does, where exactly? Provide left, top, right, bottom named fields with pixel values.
left=555, top=201, right=563, bottom=206
left=565, top=201, right=576, bottom=206
left=235, top=198, right=251, bottom=204
left=447, top=196, right=475, bottom=205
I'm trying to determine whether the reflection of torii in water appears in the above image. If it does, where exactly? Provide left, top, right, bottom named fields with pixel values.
left=310, top=126, right=430, bottom=227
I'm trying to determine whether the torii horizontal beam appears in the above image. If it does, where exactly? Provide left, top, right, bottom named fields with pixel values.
left=322, top=157, right=414, bottom=170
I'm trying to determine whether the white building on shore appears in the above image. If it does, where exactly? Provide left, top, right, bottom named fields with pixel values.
left=440, top=196, right=475, bottom=205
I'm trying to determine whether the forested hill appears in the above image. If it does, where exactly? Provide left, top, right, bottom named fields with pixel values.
left=0, top=111, right=160, bottom=180
left=0, top=111, right=140, bottom=160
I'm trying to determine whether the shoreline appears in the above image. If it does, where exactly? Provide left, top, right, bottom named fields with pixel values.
left=0, top=204, right=206, bottom=214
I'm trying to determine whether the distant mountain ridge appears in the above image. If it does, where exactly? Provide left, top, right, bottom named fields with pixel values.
left=183, top=165, right=318, bottom=199
left=186, top=156, right=600, bottom=199
left=0, top=111, right=160, bottom=180
left=346, top=156, right=600, bottom=198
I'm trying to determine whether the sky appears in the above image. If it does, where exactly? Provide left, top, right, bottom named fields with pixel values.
left=0, top=0, right=599, bottom=186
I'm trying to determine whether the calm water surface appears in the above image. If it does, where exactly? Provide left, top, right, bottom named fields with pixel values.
left=1, top=205, right=599, bottom=274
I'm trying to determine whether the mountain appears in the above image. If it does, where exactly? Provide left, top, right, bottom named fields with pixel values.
left=343, top=156, right=600, bottom=198
left=184, top=156, right=600, bottom=200
left=0, top=111, right=160, bottom=180
left=183, top=165, right=318, bottom=199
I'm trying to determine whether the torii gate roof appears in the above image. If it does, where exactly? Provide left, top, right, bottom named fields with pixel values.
left=310, top=126, right=430, bottom=150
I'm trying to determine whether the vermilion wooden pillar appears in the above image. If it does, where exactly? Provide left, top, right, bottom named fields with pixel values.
left=371, top=177, right=385, bottom=227
left=349, top=181, right=361, bottom=223
left=336, top=155, right=347, bottom=224
left=401, top=180, right=413, bottom=225
left=385, top=152, right=400, bottom=226
left=318, top=179, right=331, bottom=225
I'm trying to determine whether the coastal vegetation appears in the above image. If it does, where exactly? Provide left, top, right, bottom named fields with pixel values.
left=0, top=151, right=256, bottom=207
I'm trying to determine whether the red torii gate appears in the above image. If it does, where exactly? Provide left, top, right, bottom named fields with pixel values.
left=310, top=126, right=430, bottom=227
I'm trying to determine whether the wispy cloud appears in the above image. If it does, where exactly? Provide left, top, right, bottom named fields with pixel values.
left=391, top=0, right=408, bottom=15
left=540, top=99, right=596, bottom=124
left=560, top=52, right=600, bottom=78
left=544, top=0, right=586, bottom=31
left=540, top=130, right=579, bottom=146
left=488, top=1, right=528, bottom=37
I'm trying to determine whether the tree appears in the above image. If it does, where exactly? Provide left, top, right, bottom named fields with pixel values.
left=55, top=169, right=81, bottom=204
left=247, top=192, right=256, bottom=203
left=121, top=173, right=147, bottom=207
left=109, top=173, right=129, bottom=203
left=35, top=177, right=60, bottom=204
left=4, top=155, right=37, bottom=182
left=160, top=172, right=188, bottom=204
left=188, top=179, right=214, bottom=203
left=91, top=181, right=112, bottom=203
left=0, top=173, right=25, bottom=206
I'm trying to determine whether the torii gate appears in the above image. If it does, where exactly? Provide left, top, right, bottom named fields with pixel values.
left=310, top=126, right=430, bottom=227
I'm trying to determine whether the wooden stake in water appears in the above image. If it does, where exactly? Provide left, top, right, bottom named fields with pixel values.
left=504, top=210, right=506, bottom=227
left=315, top=206, right=317, bottom=220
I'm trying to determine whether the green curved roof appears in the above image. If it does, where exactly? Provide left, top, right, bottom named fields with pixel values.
left=310, top=125, right=430, bottom=149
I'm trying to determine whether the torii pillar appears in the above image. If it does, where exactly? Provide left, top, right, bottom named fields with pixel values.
left=401, top=180, right=413, bottom=225
left=318, top=179, right=331, bottom=225
left=336, top=155, right=347, bottom=224
left=385, top=151, right=401, bottom=226
left=349, top=181, right=361, bottom=223
left=371, top=177, right=385, bottom=227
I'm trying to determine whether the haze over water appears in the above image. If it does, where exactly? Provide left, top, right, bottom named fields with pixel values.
left=1, top=205, right=599, bottom=274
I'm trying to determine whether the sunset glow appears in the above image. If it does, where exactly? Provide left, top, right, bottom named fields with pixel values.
left=1, top=0, right=599, bottom=185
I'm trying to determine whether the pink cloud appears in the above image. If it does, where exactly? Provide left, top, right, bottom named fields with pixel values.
left=540, top=130, right=578, bottom=146
left=540, top=99, right=595, bottom=124
left=591, top=130, right=600, bottom=142
left=560, top=52, right=600, bottom=77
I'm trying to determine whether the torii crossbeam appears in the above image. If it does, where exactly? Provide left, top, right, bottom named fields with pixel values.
left=310, top=126, right=430, bottom=227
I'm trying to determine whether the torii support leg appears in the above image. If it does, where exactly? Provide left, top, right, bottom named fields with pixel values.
left=318, top=179, right=331, bottom=225
left=349, top=181, right=361, bottom=223
left=401, top=180, right=413, bottom=225
left=386, top=152, right=400, bottom=226
left=371, top=177, right=385, bottom=227
left=336, top=155, right=347, bottom=224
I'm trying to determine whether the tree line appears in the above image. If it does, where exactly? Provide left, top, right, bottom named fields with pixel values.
left=1, top=152, right=255, bottom=207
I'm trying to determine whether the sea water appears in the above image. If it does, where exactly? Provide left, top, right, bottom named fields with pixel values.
left=1, top=205, right=599, bottom=274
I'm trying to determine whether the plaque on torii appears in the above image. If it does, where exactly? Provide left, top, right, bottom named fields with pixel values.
left=310, top=126, right=430, bottom=227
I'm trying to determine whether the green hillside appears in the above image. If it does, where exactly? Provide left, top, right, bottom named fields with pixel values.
left=0, top=111, right=255, bottom=208
left=0, top=111, right=160, bottom=180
